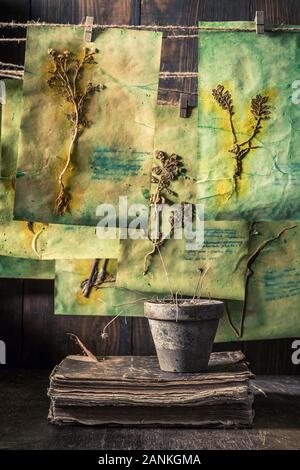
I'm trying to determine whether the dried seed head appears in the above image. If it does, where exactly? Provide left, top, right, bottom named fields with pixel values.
left=48, top=48, right=58, bottom=56
left=251, top=94, right=271, bottom=121
left=212, top=84, right=234, bottom=115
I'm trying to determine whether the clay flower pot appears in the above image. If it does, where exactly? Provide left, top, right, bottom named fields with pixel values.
left=144, top=299, right=224, bottom=373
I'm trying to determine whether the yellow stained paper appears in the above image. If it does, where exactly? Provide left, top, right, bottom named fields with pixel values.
left=14, top=26, right=162, bottom=226
left=116, top=222, right=250, bottom=301
left=55, top=258, right=159, bottom=316
left=0, top=80, right=119, bottom=260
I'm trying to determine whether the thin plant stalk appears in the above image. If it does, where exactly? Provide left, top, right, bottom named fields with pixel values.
left=212, top=85, right=271, bottom=199
left=47, top=47, right=104, bottom=216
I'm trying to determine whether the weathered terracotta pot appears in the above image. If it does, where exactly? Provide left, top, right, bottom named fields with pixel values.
left=144, top=299, right=224, bottom=373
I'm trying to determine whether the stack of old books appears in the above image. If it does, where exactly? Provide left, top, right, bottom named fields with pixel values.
left=48, top=351, right=254, bottom=427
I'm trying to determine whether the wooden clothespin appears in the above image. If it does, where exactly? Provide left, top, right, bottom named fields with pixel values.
left=255, top=11, right=264, bottom=34
left=84, top=16, right=94, bottom=42
left=179, top=92, right=189, bottom=118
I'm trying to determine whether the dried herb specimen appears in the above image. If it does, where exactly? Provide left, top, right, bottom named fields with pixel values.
left=150, top=150, right=184, bottom=205
left=80, top=258, right=115, bottom=297
left=212, top=85, right=271, bottom=198
left=144, top=151, right=185, bottom=276
left=47, top=47, right=104, bottom=215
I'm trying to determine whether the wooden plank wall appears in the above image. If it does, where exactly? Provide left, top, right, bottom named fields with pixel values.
left=0, top=0, right=299, bottom=374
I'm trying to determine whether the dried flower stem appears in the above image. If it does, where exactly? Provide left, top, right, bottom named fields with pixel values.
left=212, top=85, right=271, bottom=198
left=143, top=150, right=184, bottom=276
left=47, top=47, right=104, bottom=215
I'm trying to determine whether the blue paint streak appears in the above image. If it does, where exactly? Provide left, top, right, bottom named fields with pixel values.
left=90, top=147, right=151, bottom=181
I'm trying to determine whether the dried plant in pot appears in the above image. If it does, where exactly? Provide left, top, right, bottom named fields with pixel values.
left=144, top=299, right=224, bottom=373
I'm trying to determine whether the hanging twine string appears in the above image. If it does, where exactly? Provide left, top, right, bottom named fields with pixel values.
left=1, top=21, right=297, bottom=84
left=0, top=72, right=23, bottom=79
left=0, top=61, right=24, bottom=69
left=0, top=37, right=26, bottom=42
left=0, top=21, right=299, bottom=35
left=0, top=21, right=299, bottom=31
left=0, top=63, right=197, bottom=80
left=159, top=71, right=197, bottom=78
left=166, top=34, right=198, bottom=38
left=0, top=68, right=23, bottom=74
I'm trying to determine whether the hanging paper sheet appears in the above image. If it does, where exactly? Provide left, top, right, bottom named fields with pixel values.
left=216, top=221, right=300, bottom=341
left=115, top=221, right=250, bottom=301
left=197, top=22, right=300, bottom=220
left=116, top=105, right=249, bottom=301
left=0, top=80, right=23, bottom=178
left=0, top=81, right=119, bottom=260
left=54, top=258, right=158, bottom=315
left=14, top=26, right=162, bottom=226
left=0, top=255, right=54, bottom=279
left=0, top=220, right=119, bottom=260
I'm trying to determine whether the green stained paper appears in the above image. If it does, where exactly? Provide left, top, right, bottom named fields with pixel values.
left=0, top=80, right=23, bottom=224
left=197, top=22, right=300, bottom=220
left=55, top=258, right=158, bottom=316
left=0, top=178, right=14, bottom=224
left=0, top=220, right=119, bottom=260
left=0, top=255, right=54, bottom=279
left=0, top=80, right=23, bottom=178
left=216, top=221, right=300, bottom=341
left=116, top=105, right=249, bottom=301
left=115, top=221, right=250, bottom=301
left=14, top=26, right=162, bottom=226
left=0, top=81, right=119, bottom=260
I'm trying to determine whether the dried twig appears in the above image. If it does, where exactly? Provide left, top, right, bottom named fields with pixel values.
left=212, top=85, right=271, bottom=198
left=81, top=259, right=100, bottom=297
left=100, top=313, right=122, bottom=340
left=81, top=259, right=114, bottom=297
left=193, top=265, right=210, bottom=299
left=47, top=47, right=104, bottom=215
left=26, top=221, right=35, bottom=234
left=67, top=333, right=97, bottom=362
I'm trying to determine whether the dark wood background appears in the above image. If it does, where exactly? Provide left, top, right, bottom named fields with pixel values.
left=0, top=0, right=299, bottom=374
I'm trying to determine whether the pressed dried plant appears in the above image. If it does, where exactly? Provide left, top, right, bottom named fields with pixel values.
left=80, top=258, right=115, bottom=298
left=212, top=85, right=271, bottom=198
left=143, top=150, right=185, bottom=276
left=150, top=150, right=185, bottom=205
left=47, top=47, right=105, bottom=216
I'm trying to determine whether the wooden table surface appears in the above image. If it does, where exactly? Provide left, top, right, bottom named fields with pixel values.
left=0, top=369, right=299, bottom=450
